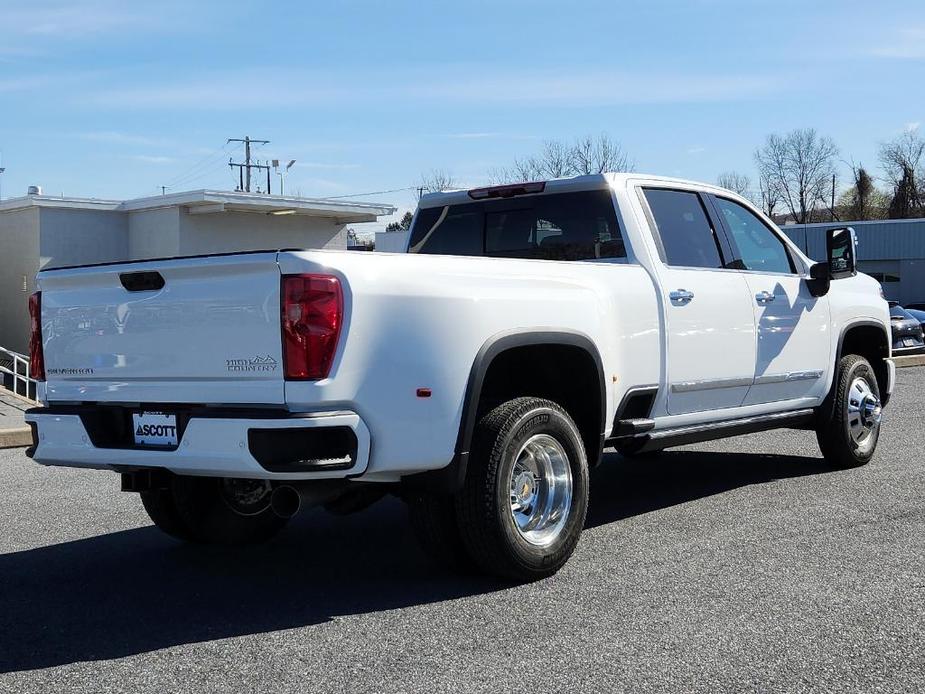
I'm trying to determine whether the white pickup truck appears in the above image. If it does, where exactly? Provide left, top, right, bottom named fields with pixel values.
left=25, top=173, right=893, bottom=581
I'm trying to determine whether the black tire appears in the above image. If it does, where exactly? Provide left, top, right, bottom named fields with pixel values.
left=140, top=487, right=197, bottom=542
left=455, top=397, right=590, bottom=582
left=141, top=475, right=288, bottom=545
left=815, top=354, right=882, bottom=468
left=407, top=492, right=474, bottom=572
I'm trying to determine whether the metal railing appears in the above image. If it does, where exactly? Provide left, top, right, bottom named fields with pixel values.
left=0, top=345, right=37, bottom=401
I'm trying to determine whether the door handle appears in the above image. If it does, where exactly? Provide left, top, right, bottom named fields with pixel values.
left=669, top=289, right=695, bottom=303
left=755, top=290, right=776, bottom=304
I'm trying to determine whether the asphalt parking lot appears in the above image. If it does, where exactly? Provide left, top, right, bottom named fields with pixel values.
left=1, top=371, right=923, bottom=694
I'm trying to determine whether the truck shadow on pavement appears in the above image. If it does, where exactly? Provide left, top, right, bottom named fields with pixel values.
left=0, top=448, right=829, bottom=673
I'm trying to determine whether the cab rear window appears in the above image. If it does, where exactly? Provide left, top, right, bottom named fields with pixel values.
left=407, top=190, right=626, bottom=261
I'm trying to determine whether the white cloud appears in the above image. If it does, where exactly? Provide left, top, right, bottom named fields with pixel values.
left=78, top=66, right=786, bottom=111
left=445, top=132, right=541, bottom=141
left=294, top=162, right=361, bottom=170
left=904, top=122, right=921, bottom=133
left=130, top=155, right=176, bottom=164
left=6, top=2, right=160, bottom=38
left=871, top=27, right=925, bottom=59
left=286, top=178, right=350, bottom=195
left=0, top=75, right=51, bottom=93
left=80, top=131, right=172, bottom=147
left=687, top=146, right=706, bottom=155
left=446, top=132, right=504, bottom=139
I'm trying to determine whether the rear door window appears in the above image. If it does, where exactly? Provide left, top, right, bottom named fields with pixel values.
left=642, top=188, right=725, bottom=269
left=408, top=190, right=626, bottom=261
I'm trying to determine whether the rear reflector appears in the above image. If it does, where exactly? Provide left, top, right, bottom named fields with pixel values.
left=28, top=291, right=45, bottom=381
left=468, top=181, right=545, bottom=199
left=281, top=274, right=343, bottom=380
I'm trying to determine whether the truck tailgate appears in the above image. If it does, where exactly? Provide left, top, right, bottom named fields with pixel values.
left=39, top=252, right=285, bottom=404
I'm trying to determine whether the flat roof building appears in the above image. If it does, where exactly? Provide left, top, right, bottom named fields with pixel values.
left=0, top=189, right=394, bottom=353
left=780, top=218, right=925, bottom=306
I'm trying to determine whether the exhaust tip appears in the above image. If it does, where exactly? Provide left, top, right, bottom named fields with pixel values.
left=270, top=485, right=301, bottom=519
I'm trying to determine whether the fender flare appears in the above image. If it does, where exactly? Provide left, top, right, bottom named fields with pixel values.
left=403, top=329, right=606, bottom=494
left=820, top=319, right=892, bottom=421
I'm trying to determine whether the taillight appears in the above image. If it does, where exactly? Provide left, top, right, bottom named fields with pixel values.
left=28, top=291, right=45, bottom=382
left=281, top=274, right=343, bottom=380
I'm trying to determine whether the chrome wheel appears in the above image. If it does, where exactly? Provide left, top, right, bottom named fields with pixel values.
left=508, top=434, right=573, bottom=547
left=220, top=478, right=272, bottom=516
left=846, top=376, right=881, bottom=450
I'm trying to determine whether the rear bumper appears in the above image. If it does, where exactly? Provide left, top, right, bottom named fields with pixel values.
left=24, top=409, right=370, bottom=481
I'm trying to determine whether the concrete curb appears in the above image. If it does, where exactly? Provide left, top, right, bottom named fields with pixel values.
left=0, top=427, right=32, bottom=449
left=893, top=355, right=925, bottom=369
left=0, top=389, right=39, bottom=407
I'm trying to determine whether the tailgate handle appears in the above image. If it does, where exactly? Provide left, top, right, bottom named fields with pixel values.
left=120, top=271, right=165, bottom=292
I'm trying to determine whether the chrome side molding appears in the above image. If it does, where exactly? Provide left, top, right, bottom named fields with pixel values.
left=671, top=376, right=752, bottom=393
left=671, top=370, right=822, bottom=393
left=753, top=370, right=823, bottom=385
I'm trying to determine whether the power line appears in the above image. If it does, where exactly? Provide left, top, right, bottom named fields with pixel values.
left=162, top=140, right=241, bottom=190
left=170, top=154, right=242, bottom=190
left=324, top=186, right=416, bottom=199
left=163, top=143, right=231, bottom=187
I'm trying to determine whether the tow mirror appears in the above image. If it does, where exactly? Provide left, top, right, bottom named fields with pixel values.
left=826, top=227, right=857, bottom=280
left=807, top=227, right=856, bottom=297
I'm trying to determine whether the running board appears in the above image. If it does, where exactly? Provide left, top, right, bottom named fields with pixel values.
left=626, top=408, right=816, bottom=453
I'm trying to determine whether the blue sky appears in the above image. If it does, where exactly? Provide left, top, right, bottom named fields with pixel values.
left=1, top=0, right=923, bottom=233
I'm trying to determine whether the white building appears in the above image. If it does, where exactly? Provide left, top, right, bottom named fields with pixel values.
left=374, top=229, right=411, bottom=253
left=0, top=189, right=394, bottom=353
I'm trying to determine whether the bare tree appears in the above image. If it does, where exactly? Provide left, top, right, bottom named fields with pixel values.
left=757, top=169, right=781, bottom=218
left=571, top=134, right=634, bottom=175
left=754, top=128, right=838, bottom=224
left=417, top=169, right=457, bottom=199
left=490, top=134, right=634, bottom=184
left=716, top=171, right=751, bottom=197
left=507, top=156, right=546, bottom=183
left=539, top=140, right=574, bottom=178
left=879, top=129, right=925, bottom=188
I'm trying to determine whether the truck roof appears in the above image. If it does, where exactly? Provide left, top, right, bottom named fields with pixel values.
left=417, top=172, right=734, bottom=209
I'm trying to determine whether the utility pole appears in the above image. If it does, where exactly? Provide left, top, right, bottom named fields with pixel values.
left=227, top=136, right=270, bottom=193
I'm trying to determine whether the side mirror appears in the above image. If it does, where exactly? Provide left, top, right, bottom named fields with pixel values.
left=826, top=227, right=857, bottom=280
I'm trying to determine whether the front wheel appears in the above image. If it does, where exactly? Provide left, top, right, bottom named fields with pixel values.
left=141, top=475, right=289, bottom=544
left=455, top=397, right=589, bottom=582
left=815, top=354, right=883, bottom=468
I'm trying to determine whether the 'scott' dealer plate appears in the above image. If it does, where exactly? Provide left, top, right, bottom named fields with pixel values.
left=132, top=412, right=179, bottom=447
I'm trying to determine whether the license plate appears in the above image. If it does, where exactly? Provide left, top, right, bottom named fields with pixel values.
left=904, top=338, right=916, bottom=347
left=132, top=412, right=179, bottom=447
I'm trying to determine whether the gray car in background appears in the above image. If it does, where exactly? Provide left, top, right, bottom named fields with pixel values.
left=888, top=302, right=925, bottom=355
